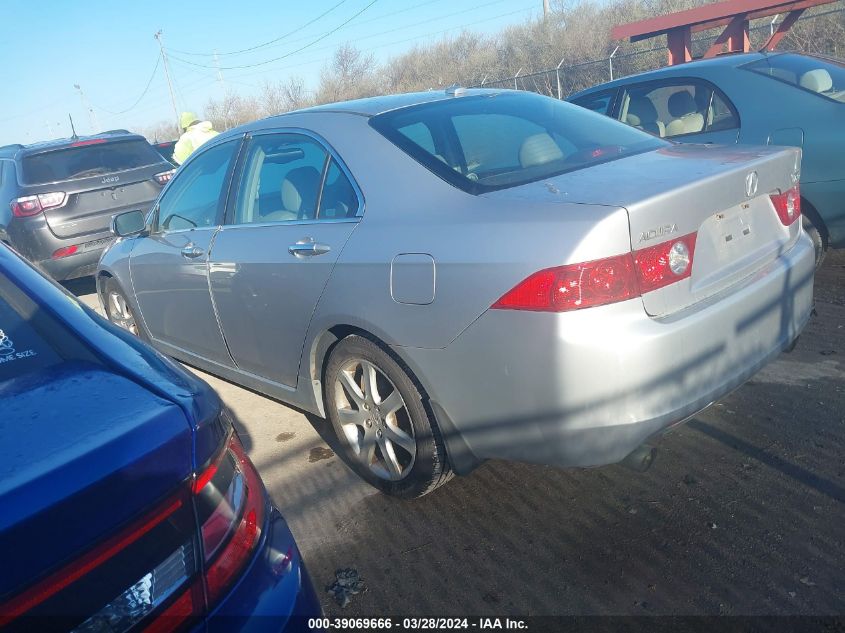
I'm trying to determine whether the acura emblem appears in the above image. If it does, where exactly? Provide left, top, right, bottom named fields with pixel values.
left=745, top=171, right=758, bottom=198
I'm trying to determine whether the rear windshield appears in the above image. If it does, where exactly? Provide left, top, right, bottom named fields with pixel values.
left=0, top=275, right=63, bottom=385
left=744, top=53, right=845, bottom=103
left=370, top=92, right=667, bottom=194
left=21, top=139, right=164, bottom=184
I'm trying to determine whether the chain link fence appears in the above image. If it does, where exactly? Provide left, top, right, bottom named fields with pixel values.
left=470, top=4, right=845, bottom=99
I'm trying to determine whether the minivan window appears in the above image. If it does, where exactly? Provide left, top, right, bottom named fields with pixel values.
left=370, top=92, right=666, bottom=194
left=21, top=140, right=164, bottom=185
left=744, top=53, right=845, bottom=103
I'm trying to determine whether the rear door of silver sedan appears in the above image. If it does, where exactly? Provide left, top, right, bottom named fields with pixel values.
left=208, top=130, right=361, bottom=387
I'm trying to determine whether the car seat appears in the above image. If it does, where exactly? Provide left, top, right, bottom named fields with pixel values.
left=625, top=96, right=666, bottom=137
left=519, top=133, right=564, bottom=168
left=263, top=166, right=321, bottom=222
left=665, top=91, right=705, bottom=137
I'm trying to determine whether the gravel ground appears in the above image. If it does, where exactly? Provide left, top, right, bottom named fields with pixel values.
left=69, top=249, right=845, bottom=617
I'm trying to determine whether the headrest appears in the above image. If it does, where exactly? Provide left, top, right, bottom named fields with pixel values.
left=799, top=69, right=833, bottom=93
left=627, top=97, right=659, bottom=124
left=668, top=91, right=698, bottom=118
left=519, top=134, right=564, bottom=168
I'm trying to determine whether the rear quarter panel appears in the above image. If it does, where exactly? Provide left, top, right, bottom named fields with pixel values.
left=292, top=112, right=632, bottom=352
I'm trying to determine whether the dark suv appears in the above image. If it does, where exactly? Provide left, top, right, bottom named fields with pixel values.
left=0, top=131, right=174, bottom=280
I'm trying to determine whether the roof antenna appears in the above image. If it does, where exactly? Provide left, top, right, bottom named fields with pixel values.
left=68, top=114, right=78, bottom=139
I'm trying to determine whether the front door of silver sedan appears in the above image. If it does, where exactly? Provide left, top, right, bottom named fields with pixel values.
left=130, top=138, right=242, bottom=367
left=208, top=132, right=361, bottom=387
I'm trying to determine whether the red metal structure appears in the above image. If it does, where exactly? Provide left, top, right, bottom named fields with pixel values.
left=612, top=0, right=839, bottom=65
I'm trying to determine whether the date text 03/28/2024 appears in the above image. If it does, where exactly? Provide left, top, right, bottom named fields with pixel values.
left=306, top=618, right=528, bottom=630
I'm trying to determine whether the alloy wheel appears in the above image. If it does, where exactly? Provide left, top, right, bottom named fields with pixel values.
left=107, top=291, right=138, bottom=336
left=333, top=359, right=417, bottom=481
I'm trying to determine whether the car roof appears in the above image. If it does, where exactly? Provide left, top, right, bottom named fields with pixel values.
left=0, top=130, right=147, bottom=160
left=569, top=50, right=792, bottom=98
left=285, top=87, right=510, bottom=118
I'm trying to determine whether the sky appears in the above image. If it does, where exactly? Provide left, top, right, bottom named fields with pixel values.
left=0, top=0, right=542, bottom=145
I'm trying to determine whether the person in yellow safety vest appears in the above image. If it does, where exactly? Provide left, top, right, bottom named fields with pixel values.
left=172, top=112, right=219, bottom=165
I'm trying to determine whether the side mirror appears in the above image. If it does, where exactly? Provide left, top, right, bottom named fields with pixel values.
left=112, top=210, right=147, bottom=237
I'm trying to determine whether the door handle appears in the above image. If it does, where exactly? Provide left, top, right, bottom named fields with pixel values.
left=288, top=238, right=331, bottom=257
left=181, top=244, right=204, bottom=259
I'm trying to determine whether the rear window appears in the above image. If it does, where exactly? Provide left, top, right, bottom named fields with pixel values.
left=21, top=139, right=164, bottom=184
left=370, top=92, right=666, bottom=194
left=0, top=272, right=98, bottom=386
left=744, top=53, right=845, bottom=104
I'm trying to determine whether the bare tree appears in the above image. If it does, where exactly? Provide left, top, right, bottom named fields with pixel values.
left=316, top=43, right=382, bottom=104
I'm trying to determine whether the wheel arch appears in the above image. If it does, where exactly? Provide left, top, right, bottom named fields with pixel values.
left=307, top=322, right=481, bottom=475
left=801, top=194, right=830, bottom=247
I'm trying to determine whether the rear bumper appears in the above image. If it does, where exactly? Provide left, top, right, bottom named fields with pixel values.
left=397, top=232, right=816, bottom=473
left=5, top=216, right=112, bottom=280
left=203, top=506, right=321, bottom=632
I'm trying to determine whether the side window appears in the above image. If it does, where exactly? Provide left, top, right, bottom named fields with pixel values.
left=157, top=140, right=238, bottom=232
left=233, top=134, right=328, bottom=225
left=707, top=91, right=739, bottom=132
left=619, top=80, right=738, bottom=139
left=571, top=90, right=616, bottom=116
left=319, top=159, right=359, bottom=219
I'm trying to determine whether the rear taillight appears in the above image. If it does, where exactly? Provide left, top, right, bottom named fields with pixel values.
left=492, top=254, right=639, bottom=312
left=633, top=232, right=697, bottom=294
left=154, top=169, right=176, bottom=186
left=770, top=184, right=801, bottom=226
left=492, top=233, right=698, bottom=312
left=0, top=422, right=267, bottom=633
left=192, top=431, right=265, bottom=609
left=52, top=245, right=79, bottom=259
left=10, top=192, right=67, bottom=217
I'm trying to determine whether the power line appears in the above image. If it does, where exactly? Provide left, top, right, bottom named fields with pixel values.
left=220, top=2, right=535, bottom=82
left=168, top=0, right=350, bottom=57
left=167, top=0, right=381, bottom=71
left=155, top=30, right=182, bottom=133
left=228, top=0, right=452, bottom=56
left=92, top=57, right=161, bottom=115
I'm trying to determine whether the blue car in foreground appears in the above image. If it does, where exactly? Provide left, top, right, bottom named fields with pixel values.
left=0, top=243, right=319, bottom=631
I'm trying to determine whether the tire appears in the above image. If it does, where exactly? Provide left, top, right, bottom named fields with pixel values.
left=323, top=335, right=451, bottom=499
left=102, top=277, right=145, bottom=340
left=802, top=213, right=827, bottom=268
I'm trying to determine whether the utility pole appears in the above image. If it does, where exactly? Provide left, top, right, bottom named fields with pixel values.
left=213, top=49, right=226, bottom=91
left=543, top=0, right=550, bottom=20
left=154, top=29, right=181, bottom=135
left=73, top=84, right=100, bottom=133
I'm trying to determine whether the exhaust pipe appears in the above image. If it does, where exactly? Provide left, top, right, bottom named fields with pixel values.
left=620, top=444, right=656, bottom=472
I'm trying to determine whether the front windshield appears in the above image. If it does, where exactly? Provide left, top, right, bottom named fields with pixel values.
left=370, top=91, right=668, bottom=194
left=744, top=53, right=845, bottom=103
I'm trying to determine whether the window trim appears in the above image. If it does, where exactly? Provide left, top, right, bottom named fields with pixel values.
left=222, top=127, right=364, bottom=228
left=740, top=52, right=845, bottom=105
left=150, top=135, right=246, bottom=235
left=616, top=76, right=741, bottom=140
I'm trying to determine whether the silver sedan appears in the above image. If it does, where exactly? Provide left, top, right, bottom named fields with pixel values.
left=98, top=89, right=815, bottom=498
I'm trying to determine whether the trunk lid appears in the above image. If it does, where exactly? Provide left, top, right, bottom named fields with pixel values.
left=0, top=362, right=193, bottom=601
left=483, top=144, right=803, bottom=316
